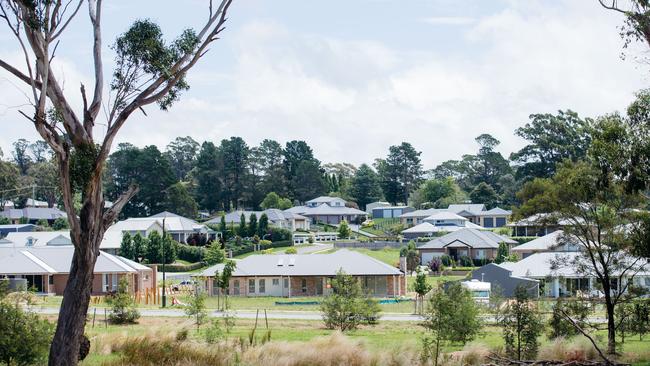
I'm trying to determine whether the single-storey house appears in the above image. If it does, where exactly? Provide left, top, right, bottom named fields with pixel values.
left=399, top=208, right=448, bottom=227
left=477, top=207, right=512, bottom=228
left=400, top=204, right=511, bottom=228
left=471, top=263, right=540, bottom=298
left=447, top=204, right=486, bottom=225
left=497, top=252, right=650, bottom=298
left=510, top=230, right=581, bottom=259
left=401, top=212, right=483, bottom=239
left=287, top=204, right=367, bottom=225
left=372, top=206, right=414, bottom=219
left=0, top=207, right=66, bottom=225
left=0, top=246, right=155, bottom=295
left=507, top=213, right=569, bottom=237
left=193, top=249, right=405, bottom=297
left=305, top=196, right=347, bottom=208
left=418, top=228, right=517, bottom=265
left=0, top=224, right=37, bottom=238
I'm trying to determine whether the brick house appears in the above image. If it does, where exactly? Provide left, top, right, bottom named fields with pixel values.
left=194, top=249, right=406, bottom=297
left=418, top=228, right=517, bottom=265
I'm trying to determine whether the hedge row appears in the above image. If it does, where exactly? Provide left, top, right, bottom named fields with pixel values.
left=229, top=240, right=293, bottom=257
left=173, top=242, right=206, bottom=263
left=159, top=262, right=205, bottom=273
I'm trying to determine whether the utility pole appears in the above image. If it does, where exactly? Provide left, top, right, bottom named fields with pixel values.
left=161, top=216, right=167, bottom=308
left=31, top=184, right=36, bottom=206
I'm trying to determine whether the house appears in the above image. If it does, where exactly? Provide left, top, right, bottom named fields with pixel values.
left=24, top=198, right=51, bottom=208
left=470, top=263, right=540, bottom=298
left=149, top=212, right=219, bottom=243
left=475, top=231, right=650, bottom=298
left=1, top=231, right=73, bottom=247
left=417, top=228, right=517, bottom=265
left=193, top=249, right=405, bottom=297
left=286, top=196, right=367, bottom=225
left=207, top=209, right=310, bottom=232
left=510, top=230, right=581, bottom=259
left=371, top=206, right=414, bottom=219
left=507, top=213, right=569, bottom=237
left=0, top=224, right=37, bottom=238
left=0, top=246, right=155, bottom=295
left=399, top=204, right=512, bottom=228
left=305, top=196, right=347, bottom=208
left=0, top=207, right=66, bottom=225
left=365, top=201, right=390, bottom=214
left=401, top=212, right=483, bottom=239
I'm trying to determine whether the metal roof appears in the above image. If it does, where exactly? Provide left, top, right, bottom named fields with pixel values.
left=306, top=196, right=347, bottom=204
left=0, top=246, right=150, bottom=275
left=0, top=207, right=66, bottom=220
left=477, top=207, right=512, bottom=216
left=194, top=249, right=402, bottom=277
left=447, top=204, right=485, bottom=215
left=423, top=211, right=468, bottom=222
left=419, top=228, right=516, bottom=249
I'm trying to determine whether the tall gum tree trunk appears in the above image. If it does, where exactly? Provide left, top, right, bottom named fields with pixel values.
left=48, top=247, right=99, bottom=365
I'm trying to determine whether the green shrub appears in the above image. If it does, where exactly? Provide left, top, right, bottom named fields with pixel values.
left=107, top=278, right=140, bottom=324
left=458, top=255, right=473, bottom=267
left=204, top=319, right=224, bottom=344
left=162, top=262, right=205, bottom=272
left=321, top=270, right=381, bottom=331
left=440, top=254, right=452, bottom=267
left=0, top=302, right=54, bottom=365
left=285, top=247, right=297, bottom=254
left=174, top=242, right=205, bottom=263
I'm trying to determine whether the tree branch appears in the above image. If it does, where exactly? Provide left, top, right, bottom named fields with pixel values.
left=560, top=309, right=613, bottom=365
left=102, top=184, right=139, bottom=226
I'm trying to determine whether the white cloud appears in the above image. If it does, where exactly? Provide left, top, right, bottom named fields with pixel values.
left=0, top=1, right=647, bottom=170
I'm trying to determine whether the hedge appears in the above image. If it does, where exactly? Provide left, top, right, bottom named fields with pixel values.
left=229, top=240, right=294, bottom=257
left=173, top=242, right=206, bottom=263
left=158, top=262, right=205, bottom=273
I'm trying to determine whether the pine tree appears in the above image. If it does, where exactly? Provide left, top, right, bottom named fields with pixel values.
left=119, top=232, right=134, bottom=260
left=248, top=213, right=258, bottom=237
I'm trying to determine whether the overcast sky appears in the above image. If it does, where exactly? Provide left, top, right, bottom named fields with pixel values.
left=0, top=0, right=647, bottom=170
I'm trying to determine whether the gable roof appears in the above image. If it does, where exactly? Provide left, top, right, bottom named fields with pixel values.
left=0, top=246, right=150, bottom=275
left=419, top=228, right=516, bottom=249
left=300, top=204, right=366, bottom=216
left=447, top=204, right=485, bottom=215
left=424, top=211, right=468, bottom=222
left=194, top=249, right=402, bottom=277
left=478, top=207, right=512, bottom=216
left=306, top=196, right=347, bottom=205
left=0, top=207, right=66, bottom=220
left=1, top=231, right=72, bottom=247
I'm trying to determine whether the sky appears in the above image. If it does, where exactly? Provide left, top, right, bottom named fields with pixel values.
left=0, top=0, right=648, bottom=170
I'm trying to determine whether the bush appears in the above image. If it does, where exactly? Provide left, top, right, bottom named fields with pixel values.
left=52, top=217, right=69, bottom=230
left=174, top=242, right=206, bottom=262
left=458, top=255, right=473, bottom=267
left=440, top=254, right=452, bottom=267
left=268, top=227, right=292, bottom=242
left=321, top=270, right=380, bottom=331
left=204, top=319, right=224, bottom=344
left=204, top=243, right=226, bottom=265
left=259, top=239, right=272, bottom=246
left=285, top=247, right=297, bottom=254
left=107, top=278, right=140, bottom=324
left=0, top=302, right=54, bottom=365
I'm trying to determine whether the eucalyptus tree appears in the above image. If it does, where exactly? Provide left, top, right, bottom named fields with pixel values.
left=0, top=1, right=235, bottom=364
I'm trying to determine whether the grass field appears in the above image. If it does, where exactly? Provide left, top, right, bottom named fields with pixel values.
left=76, top=316, right=650, bottom=366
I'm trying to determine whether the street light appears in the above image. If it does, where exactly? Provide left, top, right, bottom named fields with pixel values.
left=162, top=216, right=167, bottom=308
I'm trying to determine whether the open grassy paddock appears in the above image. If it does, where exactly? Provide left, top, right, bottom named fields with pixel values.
left=64, top=316, right=650, bottom=366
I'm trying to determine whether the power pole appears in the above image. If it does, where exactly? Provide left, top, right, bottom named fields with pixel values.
left=162, top=216, right=167, bottom=308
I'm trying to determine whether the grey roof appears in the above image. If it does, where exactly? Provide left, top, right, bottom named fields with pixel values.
left=284, top=206, right=309, bottom=215
left=207, top=210, right=263, bottom=225
left=447, top=204, right=485, bottom=215
left=0, top=224, right=36, bottom=230
left=194, top=249, right=402, bottom=277
left=300, top=204, right=366, bottom=216
left=306, top=196, right=347, bottom=205
left=0, top=231, right=72, bottom=247
left=206, top=209, right=307, bottom=226
left=478, top=207, right=512, bottom=216
left=0, top=207, right=66, bottom=220
left=373, top=206, right=412, bottom=211
left=507, top=213, right=573, bottom=227
left=399, top=208, right=447, bottom=219
left=424, top=211, right=468, bottom=221
left=0, top=246, right=150, bottom=275
left=419, top=228, right=517, bottom=249
left=498, top=252, right=650, bottom=278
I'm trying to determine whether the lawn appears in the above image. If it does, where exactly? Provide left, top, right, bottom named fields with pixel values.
left=348, top=247, right=401, bottom=266
left=76, top=316, right=650, bottom=366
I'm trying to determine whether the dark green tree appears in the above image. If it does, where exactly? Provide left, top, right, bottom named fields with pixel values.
left=258, top=213, right=269, bottom=237
left=349, top=164, right=382, bottom=210
left=410, top=177, right=466, bottom=209
left=283, top=140, right=317, bottom=199
left=375, top=142, right=423, bottom=205
left=469, top=182, right=499, bottom=209
left=220, top=137, right=249, bottom=209
left=292, top=160, right=326, bottom=202
left=495, top=242, right=509, bottom=264
left=11, top=138, right=32, bottom=174
left=194, top=142, right=223, bottom=212
left=321, top=270, right=380, bottom=331
left=132, top=233, right=147, bottom=263
left=0, top=302, right=54, bottom=366
left=248, top=213, right=258, bottom=237
left=510, top=110, right=592, bottom=181
left=107, top=277, right=140, bottom=324
left=164, top=182, right=198, bottom=218
left=164, top=136, right=199, bottom=181
left=145, top=231, right=163, bottom=264
left=119, top=232, right=134, bottom=261
left=237, top=213, right=247, bottom=237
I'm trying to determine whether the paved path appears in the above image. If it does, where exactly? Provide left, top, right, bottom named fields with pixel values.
left=339, top=223, right=378, bottom=238
left=294, top=243, right=332, bottom=254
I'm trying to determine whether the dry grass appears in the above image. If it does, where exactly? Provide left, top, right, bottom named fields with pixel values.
left=537, top=337, right=600, bottom=362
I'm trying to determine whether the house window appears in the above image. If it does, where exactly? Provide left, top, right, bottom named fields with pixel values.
left=233, top=280, right=240, bottom=295
left=248, top=279, right=255, bottom=293
left=259, top=279, right=266, bottom=293
left=102, top=274, right=109, bottom=292
left=316, top=278, right=323, bottom=295
left=283, top=278, right=289, bottom=288
left=476, top=250, right=485, bottom=259
left=301, top=279, right=307, bottom=293
left=112, top=274, right=118, bottom=291
left=49, top=275, right=54, bottom=285
left=272, top=278, right=280, bottom=286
